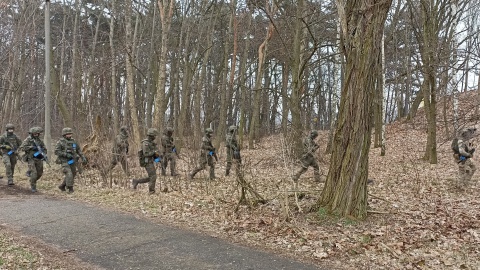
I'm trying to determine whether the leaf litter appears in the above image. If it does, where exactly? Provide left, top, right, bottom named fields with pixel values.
left=5, top=92, right=480, bottom=270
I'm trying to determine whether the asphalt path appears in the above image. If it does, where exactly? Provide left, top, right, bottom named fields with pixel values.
left=0, top=186, right=322, bottom=270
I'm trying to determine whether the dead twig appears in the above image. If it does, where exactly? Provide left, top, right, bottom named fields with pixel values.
left=379, top=243, right=400, bottom=259
left=369, top=193, right=394, bottom=204
left=367, top=210, right=390, bottom=214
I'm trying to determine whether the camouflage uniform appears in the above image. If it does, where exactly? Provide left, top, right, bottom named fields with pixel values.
left=107, top=126, right=129, bottom=176
left=161, top=127, right=177, bottom=176
left=293, top=130, right=321, bottom=182
left=225, top=125, right=241, bottom=177
left=132, top=128, right=161, bottom=193
left=20, top=127, right=47, bottom=192
left=0, top=124, right=22, bottom=186
left=55, top=128, right=87, bottom=193
left=189, top=128, right=216, bottom=180
left=454, top=127, right=477, bottom=188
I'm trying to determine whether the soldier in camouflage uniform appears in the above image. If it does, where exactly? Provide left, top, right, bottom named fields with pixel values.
left=225, top=125, right=241, bottom=177
left=0, top=123, right=22, bottom=186
left=454, top=127, right=477, bottom=189
left=189, top=128, right=216, bottom=180
left=161, top=127, right=178, bottom=176
left=132, top=128, right=161, bottom=194
left=292, top=130, right=321, bottom=182
left=107, top=126, right=130, bottom=176
left=55, top=127, right=88, bottom=193
left=20, top=127, right=47, bottom=192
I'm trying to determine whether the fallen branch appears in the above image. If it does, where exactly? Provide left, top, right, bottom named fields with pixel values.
left=379, top=243, right=400, bottom=259
left=367, top=210, right=390, bottom=214
left=369, top=193, right=394, bottom=204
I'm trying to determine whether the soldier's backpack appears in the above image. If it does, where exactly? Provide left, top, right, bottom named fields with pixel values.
left=138, top=148, right=146, bottom=167
left=451, top=138, right=460, bottom=154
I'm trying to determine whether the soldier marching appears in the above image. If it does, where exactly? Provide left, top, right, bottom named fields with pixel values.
left=1, top=123, right=352, bottom=195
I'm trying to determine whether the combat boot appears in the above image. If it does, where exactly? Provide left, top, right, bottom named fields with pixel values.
left=209, top=168, right=216, bottom=180
left=225, top=169, right=230, bottom=176
left=67, top=186, right=74, bottom=193
left=7, top=179, right=14, bottom=186
left=58, top=184, right=66, bottom=191
left=26, top=170, right=31, bottom=177
left=161, top=167, right=166, bottom=176
left=171, top=172, right=178, bottom=177
left=131, top=179, right=138, bottom=189
left=31, top=184, right=37, bottom=193
left=149, top=189, right=155, bottom=194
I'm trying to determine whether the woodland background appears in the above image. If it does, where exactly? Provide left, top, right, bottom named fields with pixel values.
left=1, top=0, right=480, bottom=268
left=2, top=0, right=478, bottom=151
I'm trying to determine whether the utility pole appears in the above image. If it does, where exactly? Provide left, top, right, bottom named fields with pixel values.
left=44, top=0, right=52, bottom=158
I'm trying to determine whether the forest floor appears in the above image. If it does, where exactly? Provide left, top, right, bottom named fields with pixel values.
left=2, top=95, right=480, bottom=270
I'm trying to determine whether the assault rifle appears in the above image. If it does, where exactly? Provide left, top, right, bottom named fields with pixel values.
left=33, top=140, right=50, bottom=167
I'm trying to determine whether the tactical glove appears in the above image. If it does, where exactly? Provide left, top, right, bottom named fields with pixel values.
left=4, top=145, right=11, bottom=150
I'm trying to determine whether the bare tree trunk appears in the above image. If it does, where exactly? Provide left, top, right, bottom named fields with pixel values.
left=153, top=0, right=175, bottom=129
left=248, top=2, right=277, bottom=149
left=177, top=13, right=194, bottom=149
left=238, top=10, right=252, bottom=148
left=109, top=0, right=119, bottom=134
left=313, top=0, right=392, bottom=220
left=215, top=0, right=237, bottom=148
left=326, top=27, right=343, bottom=154
left=70, top=0, right=82, bottom=131
left=125, top=0, right=141, bottom=143
left=281, top=63, right=289, bottom=133
left=194, top=7, right=217, bottom=139
left=289, top=0, right=305, bottom=157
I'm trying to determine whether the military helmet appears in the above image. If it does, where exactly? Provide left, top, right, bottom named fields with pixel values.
left=120, top=126, right=128, bottom=132
left=5, top=123, right=14, bottom=130
left=165, top=127, right=174, bottom=133
left=460, top=127, right=477, bottom=141
left=310, top=130, right=319, bottom=137
left=62, top=127, right=73, bottom=136
left=205, top=128, right=214, bottom=134
left=147, top=128, right=159, bottom=136
left=30, top=127, right=44, bottom=134
left=228, top=125, right=237, bottom=132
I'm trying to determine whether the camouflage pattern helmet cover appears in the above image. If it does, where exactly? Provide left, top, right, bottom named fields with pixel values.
left=310, top=130, right=319, bottom=137
left=62, top=127, right=73, bottom=136
left=120, top=126, right=128, bottom=132
left=165, top=127, right=174, bottom=133
left=228, top=125, right=237, bottom=132
left=460, top=127, right=477, bottom=141
left=147, top=128, right=159, bottom=136
left=5, top=123, right=14, bottom=130
left=30, top=127, right=44, bottom=134
left=205, top=128, right=214, bottom=134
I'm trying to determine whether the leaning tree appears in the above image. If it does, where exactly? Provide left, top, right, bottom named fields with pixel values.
left=312, top=0, right=393, bottom=220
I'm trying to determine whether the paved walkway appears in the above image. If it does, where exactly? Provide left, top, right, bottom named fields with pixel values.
left=0, top=188, right=321, bottom=270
